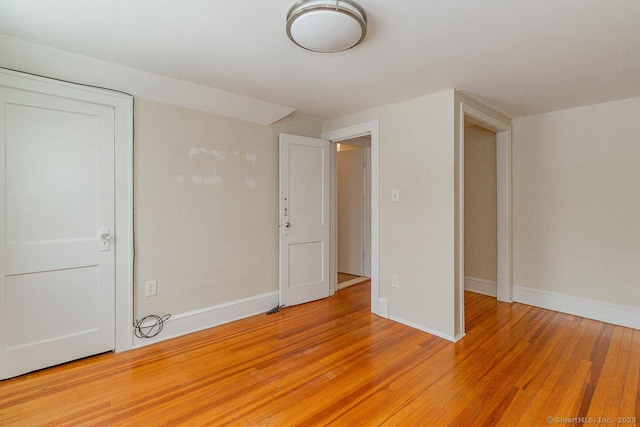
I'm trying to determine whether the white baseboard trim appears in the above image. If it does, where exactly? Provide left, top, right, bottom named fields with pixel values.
left=133, top=291, right=279, bottom=348
left=389, top=315, right=456, bottom=342
left=378, top=298, right=389, bottom=319
left=513, top=286, right=640, bottom=330
left=464, top=276, right=497, bottom=297
left=453, top=332, right=466, bottom=342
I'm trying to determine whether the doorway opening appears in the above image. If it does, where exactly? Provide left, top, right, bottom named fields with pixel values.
left=322, top=120, right=381, bottom=316
left=456, top=102, right=512, bottom=339
left=336, top=138, right=371, bottom=290
left=463, top=119, right=498, bottom=305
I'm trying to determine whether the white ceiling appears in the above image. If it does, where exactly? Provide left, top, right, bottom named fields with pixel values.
left=1, top=0, right=639, bottom=120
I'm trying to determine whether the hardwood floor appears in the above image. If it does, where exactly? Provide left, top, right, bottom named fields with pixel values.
left=1, top=282, right=638, bottom=426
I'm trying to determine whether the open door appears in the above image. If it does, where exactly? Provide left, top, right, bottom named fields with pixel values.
left=279, top=134, right=331, bottom=307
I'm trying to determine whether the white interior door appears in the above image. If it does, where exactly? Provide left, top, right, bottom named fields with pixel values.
left=279, top=134, right=330, bottom=307
left=0, top=85, right=116, bottom=379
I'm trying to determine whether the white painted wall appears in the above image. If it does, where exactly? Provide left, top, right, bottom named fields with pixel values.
left=324, top=90, right=457, bottom=340
left=512, top=97, right=640, bottom=309
left=134, top=99, right=322, bottom=317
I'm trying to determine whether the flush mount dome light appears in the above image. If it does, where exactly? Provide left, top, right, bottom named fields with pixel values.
left=286, top=0, right=367, bottom=53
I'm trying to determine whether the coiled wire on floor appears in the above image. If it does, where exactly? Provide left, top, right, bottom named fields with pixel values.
left=133, top=314, right=171, bottom=338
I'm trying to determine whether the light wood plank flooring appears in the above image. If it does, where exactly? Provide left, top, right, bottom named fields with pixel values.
left=1, top=282, right=638, bottom=426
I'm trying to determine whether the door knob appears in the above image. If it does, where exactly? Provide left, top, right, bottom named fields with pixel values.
left=100, top=230, right=112, bottom=252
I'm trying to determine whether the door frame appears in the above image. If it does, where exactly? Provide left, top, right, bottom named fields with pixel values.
left=456, top=102, right=512, bottom=336
left=0, top=68, right=134, bottom=352
left=322, top=121, right=380, bottom=316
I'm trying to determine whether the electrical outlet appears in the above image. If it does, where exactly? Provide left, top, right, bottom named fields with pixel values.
left=392, top=189, right=400, bottom=202
left=145, top=280, right=157, bottom=297
left=392, top=275, right=399, bottom=288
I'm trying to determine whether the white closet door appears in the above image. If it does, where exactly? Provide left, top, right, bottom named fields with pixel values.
left=0, top=84, right=116, bottom=379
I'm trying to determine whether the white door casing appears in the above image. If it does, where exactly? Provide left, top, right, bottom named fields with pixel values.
left=322, top=121, right=380, bottom=315
left=456, top=102, right=512, bottom=340
left=363, top=147, right=372, bottom=278
left=0, top=70, right=133, bottom=379
left=279, top=134, right=331, bottom=307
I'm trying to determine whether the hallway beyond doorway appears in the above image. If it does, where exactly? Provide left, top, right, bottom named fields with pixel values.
left=338, top=272, right=370, bottom=290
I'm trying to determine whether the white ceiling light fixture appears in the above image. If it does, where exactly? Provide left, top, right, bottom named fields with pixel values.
left=286, top=0, right=368, bottom=53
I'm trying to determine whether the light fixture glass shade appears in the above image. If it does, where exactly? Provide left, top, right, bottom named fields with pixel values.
left=286, top=0, right=367, bottom=53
